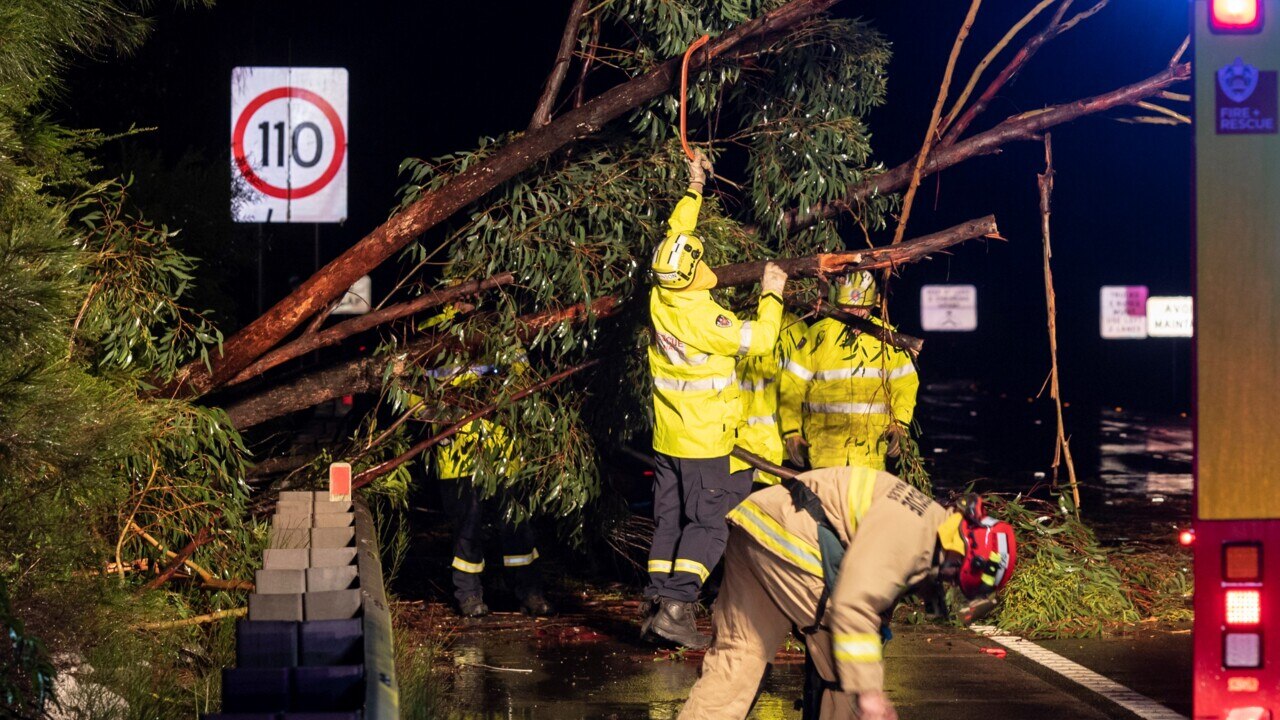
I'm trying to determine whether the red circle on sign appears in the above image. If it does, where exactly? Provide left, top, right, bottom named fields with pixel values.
left=231, top=86, right=346, bottom=200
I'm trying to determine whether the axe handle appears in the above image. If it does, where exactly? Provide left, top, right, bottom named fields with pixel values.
left=731, top=446, right=801, bottom=482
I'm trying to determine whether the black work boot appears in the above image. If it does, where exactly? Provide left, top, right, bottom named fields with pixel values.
left=459, top=595, right=489, bottom=618
left=648, top=599, right=710, bottom=649
left=637, top=596, right=660, bottom=637
left=521, top=593, right=555, bottom=617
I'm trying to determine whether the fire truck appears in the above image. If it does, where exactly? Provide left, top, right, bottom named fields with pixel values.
left=1194, top=0, right=1280, bottom=717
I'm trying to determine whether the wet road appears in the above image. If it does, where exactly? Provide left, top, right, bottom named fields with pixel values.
left=432, top=617, right=1191, bottom=719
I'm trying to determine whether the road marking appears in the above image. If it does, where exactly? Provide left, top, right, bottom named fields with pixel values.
left=970, top=626, right=1189, bottom=720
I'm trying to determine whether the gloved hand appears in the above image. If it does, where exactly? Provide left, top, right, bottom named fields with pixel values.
left=761, top=261, right=788, bottom=296
left=688, top=150, right=713, bottom=190
left=882, top=423, right=908, bottom=458
left=785, top=433, right=809, bottom=467
left=857, top=691, right=898, bottom=720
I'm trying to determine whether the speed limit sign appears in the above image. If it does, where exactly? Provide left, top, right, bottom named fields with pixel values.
left=231, top=67, right=348, bottom=223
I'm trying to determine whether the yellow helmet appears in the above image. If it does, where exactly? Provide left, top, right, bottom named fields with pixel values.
left=835, top=270, right=878, bottom=307
left=651, top=233, right=717, bottom=290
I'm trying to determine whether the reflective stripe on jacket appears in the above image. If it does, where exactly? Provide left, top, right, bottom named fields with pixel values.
left=731, top=313, right=807, bottom=483
left=726, top=466, right=948, bottom=694
left=779, top=317, right=919, bottom=470
left=649, top=191, right=784, bottom=458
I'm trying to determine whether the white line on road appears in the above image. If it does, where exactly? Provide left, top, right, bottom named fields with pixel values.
left=970, top=626, right=1189, bottom=720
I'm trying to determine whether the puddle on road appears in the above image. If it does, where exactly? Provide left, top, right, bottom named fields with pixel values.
left=437, top=610, right=804, bottom=719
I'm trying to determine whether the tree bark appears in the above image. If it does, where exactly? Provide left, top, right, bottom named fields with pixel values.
left=223, top=216, right=994, bottom=430
left=166, top=0, right=850, bottom=399
left=225, top=273, right=513, bottom=387
left=785, top=62, right=1190, bottom=233
left=530, top=0, right=590, bottom=129
left=804, top=303, right=925, bottom=355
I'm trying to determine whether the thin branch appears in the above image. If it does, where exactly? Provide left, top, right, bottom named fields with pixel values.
left=891, top=0, right=983, bottom=247
left=531, top=0, right=590, bottom=129
left=1170, top=35, right=1190, bottom=67
left=1036, top=134, right=1080, bottom=514
left=940, top=0, right=1059, bottom=137
left=135, top=608, right=247, bottom=631
left=1132, top=101, right=1190, bottom=124
left=573, top=16, right=601, bottom=109
left=142, top=525, right=212, bottom=592
left=225, top=273, right=513, bottom=386
left=940, top=0, right=1076, bottom=147
left=352, top=360, right=601, bottom=489
left=1056, top=0, right=1110, bottom=34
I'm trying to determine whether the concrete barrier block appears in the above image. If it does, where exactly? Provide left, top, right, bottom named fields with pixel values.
left=309, top=527, right=354, bottom=548
left=309, top=547, right=357, bottom=567
left=272, top=512, right=312, bottom=529
left=235, top=619, right=298, bottom=668
left=305, top=565, right=358, bottom=592
left=220, top=667, right=291, bottom=712
left=279, top=490, right=320, bottom=502
left=248, top=593, right=303, bottom=622
left=311, top=513, right=353, bottom=528
left=269, top=527, right=311, bottom=550
left=298, top=618, right=362, bottom=666
left=255, top=569, right=306, bottom=595
left=263, top=548, right=310, bottom=570
left=292, top=665, right=364, bottom=712
left=303, top=589, right=361, bottom=620
left=311, top=500, right=352, bottom=514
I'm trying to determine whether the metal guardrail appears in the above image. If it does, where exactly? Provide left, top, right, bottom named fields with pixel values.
left=203, top=487, right=399, bottom=719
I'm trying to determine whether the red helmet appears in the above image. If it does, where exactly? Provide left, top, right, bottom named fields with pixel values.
left=955, top=496, right=1017, bottom=599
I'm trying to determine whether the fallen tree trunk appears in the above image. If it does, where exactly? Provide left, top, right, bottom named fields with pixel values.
left=167, top=0, right=850, bottom=399
left=223, top=216, right=994, bottom=430
left=801, top=303, right=925, bottom=356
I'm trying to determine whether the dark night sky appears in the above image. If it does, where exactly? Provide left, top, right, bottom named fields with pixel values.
left=62, top=1, right=1193, bottom=411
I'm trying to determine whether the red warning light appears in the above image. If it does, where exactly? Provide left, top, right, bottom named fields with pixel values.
left=1179, top=529, right=1195, bottom=546
left=1212, top=0, right=1264, bottom=33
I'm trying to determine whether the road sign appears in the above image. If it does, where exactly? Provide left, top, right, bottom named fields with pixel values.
left=1146, top=296, right=1194, bottom=337
left=920, top=284, right=977, bottom=332
left=231, top=67, right=348, bottom=223
left=1099, top=285, right=1148, bottom=339
left=331, top=275, right=372, bottom=316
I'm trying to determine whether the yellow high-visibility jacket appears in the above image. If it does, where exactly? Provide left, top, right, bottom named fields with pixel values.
left=726, top=466, right=952, bottom=693
left=416, top=339, right=530, bottom=480
left=649, top=190, right=784, bottom=458
left=731, top=312, right=807, bottom=483
left=779, top=317, right=918, bottom=470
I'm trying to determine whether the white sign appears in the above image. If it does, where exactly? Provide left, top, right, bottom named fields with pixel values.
left=1100, top=285, right=1149, bottom=339
left=1146, top=296, right=1193, bottom=337
left=231, top=67, right=348, bottom=223
left=920, top=284, right=978, bottom=332
left=331, top=275, right=372, bottom=316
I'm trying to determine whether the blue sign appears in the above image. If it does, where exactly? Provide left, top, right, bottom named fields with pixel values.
left=1216, top=58, right=1277, bottom=134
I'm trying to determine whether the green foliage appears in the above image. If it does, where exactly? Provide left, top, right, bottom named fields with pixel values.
left=72, top=180, right=223, bottom=380
left=987, top=494, right=1140, bottom=638
left=384, top=2, right=898, bottom=541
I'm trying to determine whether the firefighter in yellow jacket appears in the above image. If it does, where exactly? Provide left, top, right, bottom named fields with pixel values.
left=781, top=271, right=918, bottom=471
left=416, top=308, right=552, bottom=619
left=678, top=466, right=1017, bottom=720
left=733, top=312, right=807, bottom=488
left=644, top=150, right=790, bottom=648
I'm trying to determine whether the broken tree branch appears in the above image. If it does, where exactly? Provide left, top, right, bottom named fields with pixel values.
left=531, top=0, right=590, bottom=129
left=1037, top=134, right=1080, bottom=514
left=222, top=217, right=996, bottom=430
left=143, top=525, right=212, bottom=592
left=352, top=359, right=601, bottom=489
left=135, top=608, right=247, bottom=631
left=802, top=303, right=924, bottom=356
left=166, top=0, right=851, bottom=399
left=225, top=273, right=513, bottom=386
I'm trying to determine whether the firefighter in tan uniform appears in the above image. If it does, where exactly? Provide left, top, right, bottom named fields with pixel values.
left=781, top=271, right=919, bottom=472
left=644, top=150, right=790, bottom=648
left=678, top=466, right=1017, bottom=720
